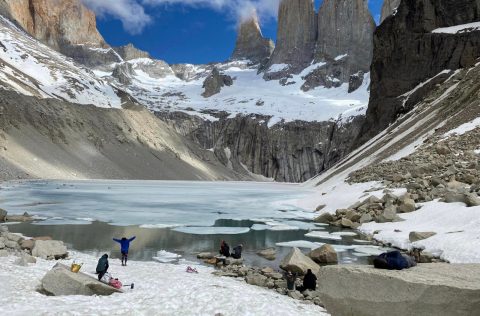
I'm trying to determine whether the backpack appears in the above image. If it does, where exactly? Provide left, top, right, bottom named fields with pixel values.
left=374, top=251, right=409, bottom=270
left=109, top=278, right=123, bottom=289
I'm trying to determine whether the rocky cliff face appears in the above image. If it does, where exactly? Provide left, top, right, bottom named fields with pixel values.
left=0, top=0, right=120, bottom=67
left=156, top=112, right=364, bottom=182
left=359, top=0, right=480, bottom=144
left=264, top=0, right=316, bottom=79
left=114, top=43, right=151, bottom=61
left=380, top=0, right=401, bottom=23
left=230, top=13, right=274, bottom=64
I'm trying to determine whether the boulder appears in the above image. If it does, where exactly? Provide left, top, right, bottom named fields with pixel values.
left=245, top=273, right=269, bottom=287
left=398, top=198, right=416, bottom=213
left=318, top=264, right=480, bottom=316
left=409, top=231, right=437, bottom=242
left=0, top=249, right=8, bottom=257
left=0, top=209, right=6, bottom=222
left=314, top=212, right=334, bottom=224
left=340, top=218, right=355, bottom=228
left=465, top=194, right=480, bottom=207
left=40, top=263, right=122, bottom=296
left=15, top=252, right=37, bottom=266
left=280, top=247, right=320, bottom=275
left=6, top=233, right=23, bottom=243
left=376, top=205, right=398, bottom=223
left=359, top=213, right=373, bottom=224
left=20, top=239, right=35, bottom=251
left=257, top=247, right=276, bottom=260
left=196, top=252, right=214, bottom=260
left=309, top=244, right=338, bottom=264
left=443, top=192, right=480, bottom=207
left=288, top=290, right=304, bottom=300
left=32, top=240, right=68, bottom=260
left=225, top=258, right=244, bottom=266
left=5, top=240, right=19, bottom=249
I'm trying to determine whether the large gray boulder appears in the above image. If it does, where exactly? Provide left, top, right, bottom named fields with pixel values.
left=40, top=263, right=122, bottom=296
left=309, top=244, right=338, bottom=264
left=230, top=12, right=274, bottom=64
left=32, top=240, right=68, bottom=260
left=280, top=247, right=320, bottom=275
left=318, top=264, right=480, bottom=316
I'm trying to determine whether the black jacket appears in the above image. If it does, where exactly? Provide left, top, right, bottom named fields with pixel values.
left=96, top=254, right=109, bottom=273
left=303, top=271, right=317, bottom=291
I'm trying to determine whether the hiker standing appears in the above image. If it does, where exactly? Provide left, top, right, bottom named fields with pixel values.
left=96, top=254, right=109, bottom=281
left=113, top=236, right=136, bottom=266
left=285, top=271, right=296, bottom=291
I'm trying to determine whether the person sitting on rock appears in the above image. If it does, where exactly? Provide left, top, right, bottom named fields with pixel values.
left=232, top=244, right=243, bottom=259
left=113, top=236, right=136, bottom=266
left=96, top=254, right=109, bottom=281
left=298, top=269, right=317, bottom=292
left=219, top=240, right=230, bottom=257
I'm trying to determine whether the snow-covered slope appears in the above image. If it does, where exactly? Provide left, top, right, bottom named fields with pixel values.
left=0, top=16, right=121, bottom=108
left=100, top=59, right=370, bottom=125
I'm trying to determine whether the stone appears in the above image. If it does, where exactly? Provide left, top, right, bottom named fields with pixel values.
left=314, top=213, right=334, bottom=224
left=398, top=198, right=416, bottom=213
left=435, top=144, right=451, bottom=155
left=32, top=240, right=68, bottom=260
left=380, top=0, right=401, bottom=23
left=0, top=240, right=4, bottom=249
left=280, top=247, right=320, bottom=275
left=315, top=205, right=326, bottom=212
left=225, top=258, right=244, bottom=266
left=359, top=213, right=373, bottom=224
left=443, top=192, right=480, bottom=207
left=202, top=68, right=233, bottom=98
left=465, top=194, right=480, bottom=207
left=409, top=231, right=437, bottom=242
left=40, top=263, right=122, bottom=296
left=260, top=267, right=274, bottom=274
left=5, top=240, right=18, bottom=249
left=0, top=209, right=6, bottom=222
left=6, top=233, right=23, bottom=242
left=15, top=252, right=36, bottom=266
left=20, top=239, right=35, bottom=251
left=196, top=252, right=214, bottom=260
left=0, top=249, right=8, bottom=257
left=245, top=273, right=268, bottom=287
left=230, top=11, right=274, bottom=64
left=340, top=218, right=355, bottom=228
left=0, top=224, right=8, bottom=232
left=376, top=205, right=398, bottom=223
left=309, top=244, right=338, bottom=264
left=288, top=290, right=304, bottom=300
left=318, top=264, right=480, bottom=316
left=257, top=247, right=276, bottom=260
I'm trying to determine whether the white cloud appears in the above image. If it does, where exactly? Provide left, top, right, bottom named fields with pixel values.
left=82, top=0, right=152, bottom=35
left=82, top=0, right=281, bottom=34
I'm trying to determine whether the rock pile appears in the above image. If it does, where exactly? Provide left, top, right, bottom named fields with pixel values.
left=314, top=192, right=416, bottom=227
left=0, top=224, right=67, bottom=260
left=213, top=264, right=323, bottom=306
left=349, top=130, right=480, bottom=207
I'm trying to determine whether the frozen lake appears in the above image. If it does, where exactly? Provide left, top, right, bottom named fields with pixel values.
left=1, top=180, right=384, bottom=266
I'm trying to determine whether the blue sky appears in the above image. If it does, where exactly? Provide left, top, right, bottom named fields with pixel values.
left=87, top=0, right=384, bottom=64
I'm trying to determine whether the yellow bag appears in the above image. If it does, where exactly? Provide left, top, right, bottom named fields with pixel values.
left=71, top=263, right=82, bottom=273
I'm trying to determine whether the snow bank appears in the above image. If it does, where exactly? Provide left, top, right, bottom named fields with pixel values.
left=0, top=252, right=327, bottom=315
left=360, top=201, right=480, bottom=263
left=444, top=116, right=480, bottom=137
left=432, top=22, right=480, bottom=34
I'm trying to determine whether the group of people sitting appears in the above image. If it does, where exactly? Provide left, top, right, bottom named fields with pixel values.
left=219, top=240, right=243, bottom=259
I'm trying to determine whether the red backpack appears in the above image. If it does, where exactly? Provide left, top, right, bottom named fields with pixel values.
left=109, top=278, right=123, bottom=289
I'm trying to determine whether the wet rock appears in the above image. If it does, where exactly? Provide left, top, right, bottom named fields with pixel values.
left=409, top=231, right=437, bottom=242
left=280, top=247, right=320, bottom=275
left=309, top=244, right=338, bottom=265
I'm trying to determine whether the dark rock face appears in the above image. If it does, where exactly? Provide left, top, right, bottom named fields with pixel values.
left=114, top=43, right=150, bottom=61
left=156, top=111, right=365, bottom=182
left=380, top=0, right=401, bottom=23
left=264, top=0, right=316, bottom=79
left=359, top=0, right=480, bottom=144
left=231, top=13, right=274, bottom=64
left=202, top=68, right=233, bottom=97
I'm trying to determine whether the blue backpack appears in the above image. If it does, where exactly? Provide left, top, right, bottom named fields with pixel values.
left=374, top=251, right=409, bottom=270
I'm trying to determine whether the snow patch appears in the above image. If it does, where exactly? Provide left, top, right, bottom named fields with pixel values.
left=432, top=22, right=480, bottom=34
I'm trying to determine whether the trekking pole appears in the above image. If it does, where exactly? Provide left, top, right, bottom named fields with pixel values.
left=123, top=283, right=134, bottom=289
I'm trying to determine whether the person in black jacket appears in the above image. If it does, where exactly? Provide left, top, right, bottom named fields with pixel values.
left=96, top=254, right=109, bottom=281
left=298, top=269, right=317, bottom=292
left=232, top=244, right=243, bottom=259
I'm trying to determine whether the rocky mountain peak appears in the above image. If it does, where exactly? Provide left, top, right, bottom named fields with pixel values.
left=114, top=43, right=151, bottom=61
left=0, top=0, right=121, bottom=67
left=380, top=0, right=401, bottom=23
left=230, top=12, right=274, bottom=64
left=264, top=0, right=316, bottom=78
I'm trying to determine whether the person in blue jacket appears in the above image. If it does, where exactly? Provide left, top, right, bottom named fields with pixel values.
left=113, top=236, right=136, bottom=266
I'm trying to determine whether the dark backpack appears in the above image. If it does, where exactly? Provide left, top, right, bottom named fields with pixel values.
left=374, top=251, right=409, bottom=270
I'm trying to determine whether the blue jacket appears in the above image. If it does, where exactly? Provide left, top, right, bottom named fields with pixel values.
left=113, top=236, right=136, bottom=253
